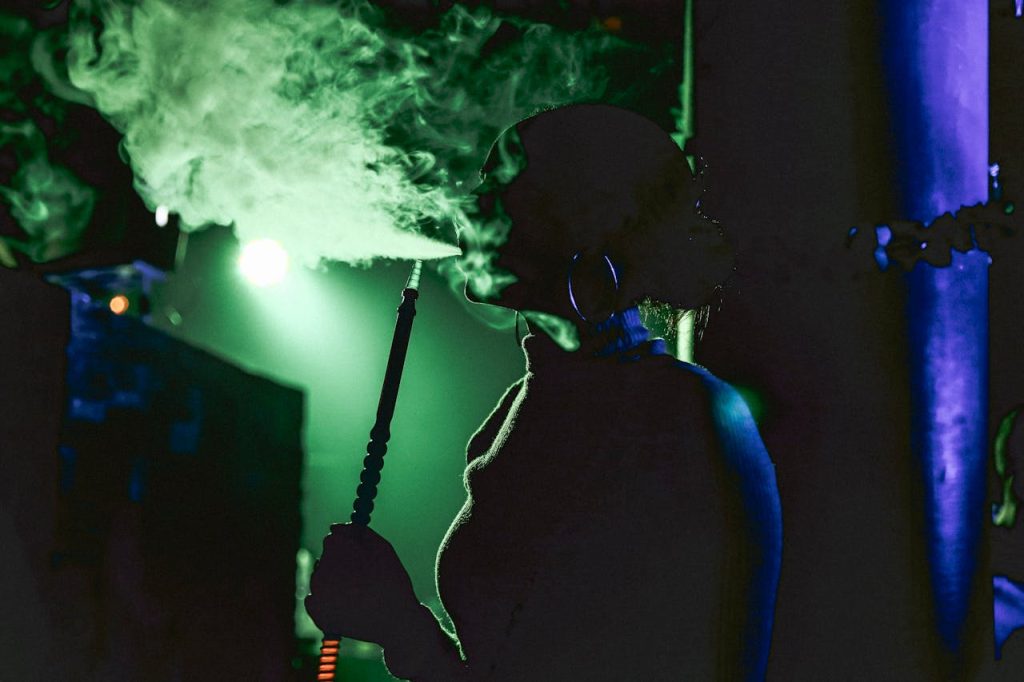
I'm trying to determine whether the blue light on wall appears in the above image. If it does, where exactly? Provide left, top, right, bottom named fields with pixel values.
left=994, top=575, right=1024, bottom=657
left=881, top=0, right=990, bottom=656
left=906, top=250, right=990, bottom=650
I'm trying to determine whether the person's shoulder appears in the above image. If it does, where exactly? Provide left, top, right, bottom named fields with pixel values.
left=651, top=359, right=767, bottom=461
left=642, top=357, right=740, bottom=412
left=664, top=358, right=723, bottom=389
left=666, top=360, right=752, bottom=420
left=620, top=357, right=726, bottom=448
left=674, top=364, right=777, bottom=483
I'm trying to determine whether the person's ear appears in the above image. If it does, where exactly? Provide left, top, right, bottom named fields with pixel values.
left=567, top=251, right=620, bottom=324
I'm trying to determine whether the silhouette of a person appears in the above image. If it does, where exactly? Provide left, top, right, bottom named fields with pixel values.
left=305, top=104, right=782, bottom=681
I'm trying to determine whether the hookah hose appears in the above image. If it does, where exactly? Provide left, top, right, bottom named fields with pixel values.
left=316, top=261, right=422, bottom=681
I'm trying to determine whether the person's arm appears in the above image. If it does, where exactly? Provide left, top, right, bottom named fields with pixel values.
left=465, top=377, right=526, bottom=465
left=700, top=372, right=783, bottom=681
left=384, top=379, right=526, bottom=680
left=382, top=604, right=471, bottom=681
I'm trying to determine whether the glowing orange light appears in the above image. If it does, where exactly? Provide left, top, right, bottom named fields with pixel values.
left=109, top=295, right=130, bottom=315
left=602, top=16, right=623, bottom=32
left=316, top=639, right=341, bottom=681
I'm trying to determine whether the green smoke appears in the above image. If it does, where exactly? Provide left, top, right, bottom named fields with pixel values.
left=523, top=310, right=580, bottom=351
left=66, top=0, right=650, bottom=273
left=993, top=409, right=1020, bottom=528
left=1, top=13, right=96, bottom=265
left=0, top=155, right=97, bottom=263
left=458, top=127, right=525, bottom=307
left=458, top=126, right=582, bottom=350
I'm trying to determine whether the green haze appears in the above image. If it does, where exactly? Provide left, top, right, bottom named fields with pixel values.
left=0, top=13, right=96, bottom=265
left=993, top=409, right=1019, bottom=528
left=67, top=0, right=645, bottom=273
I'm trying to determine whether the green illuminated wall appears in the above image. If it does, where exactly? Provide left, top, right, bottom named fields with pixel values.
left=150, top=225, right=524, bottom=611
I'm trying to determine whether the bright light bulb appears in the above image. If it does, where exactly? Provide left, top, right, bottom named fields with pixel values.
left=155, top=205, right=169, bottom=227
left=238, top=239, right=289, bottom=287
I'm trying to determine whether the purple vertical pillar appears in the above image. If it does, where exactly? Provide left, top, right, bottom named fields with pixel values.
left=880, top=0, right=990, bottom=657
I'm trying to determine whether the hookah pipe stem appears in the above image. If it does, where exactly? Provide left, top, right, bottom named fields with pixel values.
left=351, top=259, right=421, bottom=526
left=317, top=260, right=422, bottom=682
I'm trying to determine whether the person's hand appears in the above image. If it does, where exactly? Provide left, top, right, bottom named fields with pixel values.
left=304, top=523, right=420, bottom=646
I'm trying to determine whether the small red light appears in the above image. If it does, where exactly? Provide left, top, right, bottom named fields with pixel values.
left=602, top=16, right=623, bottom=32
left=109, top=295, right=130, bottom=315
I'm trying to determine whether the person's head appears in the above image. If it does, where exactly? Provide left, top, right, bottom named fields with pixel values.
left=459, top=103, right=734, bottom=347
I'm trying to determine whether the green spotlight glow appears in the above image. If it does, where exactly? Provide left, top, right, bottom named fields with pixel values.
left=238, top=238, right=289, bottom=287
left=733, top=385, right=766, bottom=425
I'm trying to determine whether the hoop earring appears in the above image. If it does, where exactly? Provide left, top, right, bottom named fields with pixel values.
left=567, top=251, right=620, bottom=323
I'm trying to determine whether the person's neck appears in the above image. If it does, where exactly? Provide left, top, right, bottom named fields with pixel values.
left=582, top=306, right=659, bottom=358
left=521, top=306, right=667, bottom=367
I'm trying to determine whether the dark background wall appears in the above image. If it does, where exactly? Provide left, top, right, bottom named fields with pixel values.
left=694, top=0, right=1023, bottom=678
